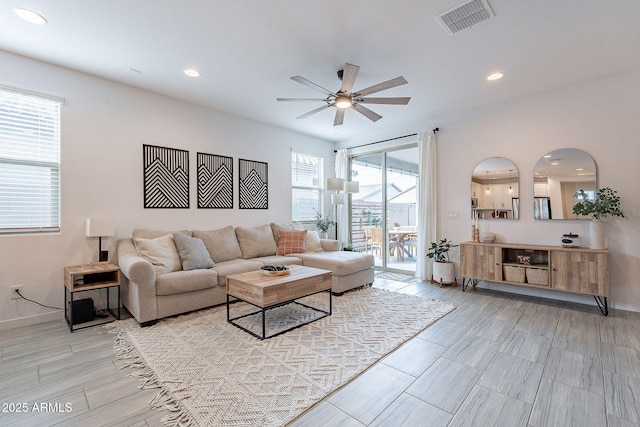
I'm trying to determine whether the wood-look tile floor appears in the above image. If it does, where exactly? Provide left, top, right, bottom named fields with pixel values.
left=1, top=278, right=639, bottom=426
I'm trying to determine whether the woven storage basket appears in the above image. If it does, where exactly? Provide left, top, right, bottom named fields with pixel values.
left=503, top=265, right=525, bottom=283
left=526, top=267, right=548, bottom=285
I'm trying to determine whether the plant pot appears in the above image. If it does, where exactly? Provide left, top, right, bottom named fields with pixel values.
left=320, top=231, right=328, bottom=239
left=590, top=219, right=605, bottom=249
left=433, top=261, right=455, bottom=285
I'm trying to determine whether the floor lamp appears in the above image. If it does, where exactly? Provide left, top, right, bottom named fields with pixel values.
left=327, top=178, right=359, bottom=243
left=327, top=178, right=345, bottom=240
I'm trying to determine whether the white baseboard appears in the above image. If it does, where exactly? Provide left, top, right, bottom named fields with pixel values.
left=0, top=310, right=64, bottom=331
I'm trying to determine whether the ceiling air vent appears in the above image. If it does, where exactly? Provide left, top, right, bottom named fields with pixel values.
left=436, top=0, right=494, bottom=35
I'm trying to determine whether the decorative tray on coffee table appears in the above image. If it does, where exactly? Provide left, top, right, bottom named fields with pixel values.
left=261, top=265, right=291, bottom=276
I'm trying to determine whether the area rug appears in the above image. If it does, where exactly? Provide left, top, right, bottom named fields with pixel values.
left=110, top=287, right=455, bottom=426
left=375, top=271, right=421, bottom=283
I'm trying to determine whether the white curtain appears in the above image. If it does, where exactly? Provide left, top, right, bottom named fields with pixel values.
left=335, top=149, right=348, bottom=242
left=416, top=131, right=437, bottom=279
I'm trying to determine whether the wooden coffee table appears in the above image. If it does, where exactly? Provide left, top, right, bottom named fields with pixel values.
left=226, top=265, right=332, bottom=339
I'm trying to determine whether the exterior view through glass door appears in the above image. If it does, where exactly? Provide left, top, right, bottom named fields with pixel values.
left=349, top=146, right=418, bottom=274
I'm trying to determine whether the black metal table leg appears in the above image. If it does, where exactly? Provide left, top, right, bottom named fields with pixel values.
left=462, top=278, right=479, bottom=292
left=594, top=296, right=609, bottom=316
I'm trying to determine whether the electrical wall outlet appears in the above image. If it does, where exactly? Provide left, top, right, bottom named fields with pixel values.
left=11, top=286, right=23, bottom=300
left=448, top=211, right=460, bottom=220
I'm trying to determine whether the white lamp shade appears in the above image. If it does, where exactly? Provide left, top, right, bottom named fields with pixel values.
left=345, top=181, right=360, bottom=193
left=331, top=193, right=345, bottom=205
left=326, top=178, right=345, bottom=191
left=86, top=217, right=115, bottom=237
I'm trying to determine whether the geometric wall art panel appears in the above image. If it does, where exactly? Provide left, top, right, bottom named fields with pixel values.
left=197, top=153, right=233, bottom=209
left=238, top=158, right=268, bottom=209
left=143, top=144, right=189, bottom=208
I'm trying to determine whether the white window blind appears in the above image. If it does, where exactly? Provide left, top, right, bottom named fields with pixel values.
left=291, top=152, right=324, bottom=221
left=0, top=88, right=62, bottom=233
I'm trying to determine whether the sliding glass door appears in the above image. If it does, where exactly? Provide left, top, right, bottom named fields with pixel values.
left=349, top=145, right=418, bottom=273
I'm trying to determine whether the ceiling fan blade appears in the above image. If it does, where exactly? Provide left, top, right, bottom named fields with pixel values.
left=290, top=76, right=336, bottom=97
left=357, top=97, right=411, bottom=105
left=333, top=108, right=345, bottom=126
left=277, top=98, right=328, bottom=102
left=352, top=104, right=382, bottom=122
left=354, top=76, right=408, bottom=97
left=296, top=104, right=331, bottom=119
left=339, top=63, right=360, bottom=95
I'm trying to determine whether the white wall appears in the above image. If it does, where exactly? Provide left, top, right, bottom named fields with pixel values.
left=0, top=51, right=334, bottom=328
left=436, top=70, right=640, bottom=311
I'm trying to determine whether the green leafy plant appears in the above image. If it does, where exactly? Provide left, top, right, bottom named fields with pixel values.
left=427, top=239, right=458, bottom=263
left=314, top=211, right=335, bottom=233
left=572, top=187, right=625, bottom=219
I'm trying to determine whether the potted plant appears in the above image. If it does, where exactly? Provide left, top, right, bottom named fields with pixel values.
left=314, top=211, right=335, bottom=239
left=427, top=238, right=458, bottom=285
left=572, top=187, right=624, bottom=249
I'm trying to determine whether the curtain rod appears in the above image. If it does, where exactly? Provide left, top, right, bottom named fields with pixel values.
left=334, top=127, right=439, bottom=153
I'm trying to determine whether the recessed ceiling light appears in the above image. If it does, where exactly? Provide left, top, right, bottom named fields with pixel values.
left=13, top=8, right=47, bottom=25
left=184, top=68, right=200, bottom=78
left=544, top=155, right=552, bottom=158
left=576, top=168, right=583, bottom=171
left=551, top=162, right=559, bottom=165
left=487, top=72, right=504, bottom=81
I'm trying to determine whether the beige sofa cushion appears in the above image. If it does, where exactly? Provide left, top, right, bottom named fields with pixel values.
left=132, top=228, right=192, bottom=239
left=192, top=226, right=243, bottom=263
left=133, top=234, right=182, bottom=275
left=211, top=259, right=263, bottom=286
left=250, top=255, right=303, bottom=267
left=294, top=251, right=374, bottom=276
left=270, top=222, right=296, bottom=242
left=156, top=269, right=218, bottom=296
left=235, top=225, right=277, bottom=259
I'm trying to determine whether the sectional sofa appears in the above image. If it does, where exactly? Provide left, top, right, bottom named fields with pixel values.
left=117, top=223, right=375, bottom=324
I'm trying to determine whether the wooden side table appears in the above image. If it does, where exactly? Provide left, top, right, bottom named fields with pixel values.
left=64, top=262, right=121, bottom=332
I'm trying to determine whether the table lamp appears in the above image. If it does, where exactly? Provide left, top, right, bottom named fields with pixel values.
left=86, top=218, right=115, bottom=262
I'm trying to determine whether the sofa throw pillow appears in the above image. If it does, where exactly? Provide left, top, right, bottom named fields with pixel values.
left=235, top=224, right=278, bottom=259
left=305, top=230, right=324, bottom=252
left=133, top=234, right=182, bottom=275
left=277, top=229, right=307, bottom=255
left=192, top=226, right=243, bottom=263
left=173, top=233, right=215, bottom=271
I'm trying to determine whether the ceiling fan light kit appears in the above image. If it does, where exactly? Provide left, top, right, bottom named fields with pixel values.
left=335, top=95, right=352, bottom=109
left=277, top=63, right=410, bottom=126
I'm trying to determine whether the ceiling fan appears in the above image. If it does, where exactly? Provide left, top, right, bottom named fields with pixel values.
left=276, top=63, right=410, bottom=126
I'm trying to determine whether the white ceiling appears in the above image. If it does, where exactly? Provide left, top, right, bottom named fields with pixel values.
left=1, top=0, right=639, bottom=143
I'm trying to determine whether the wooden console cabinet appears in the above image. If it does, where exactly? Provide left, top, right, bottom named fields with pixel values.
left=460, top=241, right=609, bottom=315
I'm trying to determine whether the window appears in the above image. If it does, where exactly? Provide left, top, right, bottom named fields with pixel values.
left=291, top=152, right=324, bottom=221
left=0, top=87, right=62, bottom=233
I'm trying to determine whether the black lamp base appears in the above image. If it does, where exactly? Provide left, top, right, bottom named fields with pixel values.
left=99, top=250, right=109, bottom=262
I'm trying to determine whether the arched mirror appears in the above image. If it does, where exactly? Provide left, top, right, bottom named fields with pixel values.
left=471, top=157, right=519, bottom=220
left=533, top=148, right=597, bottom=220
